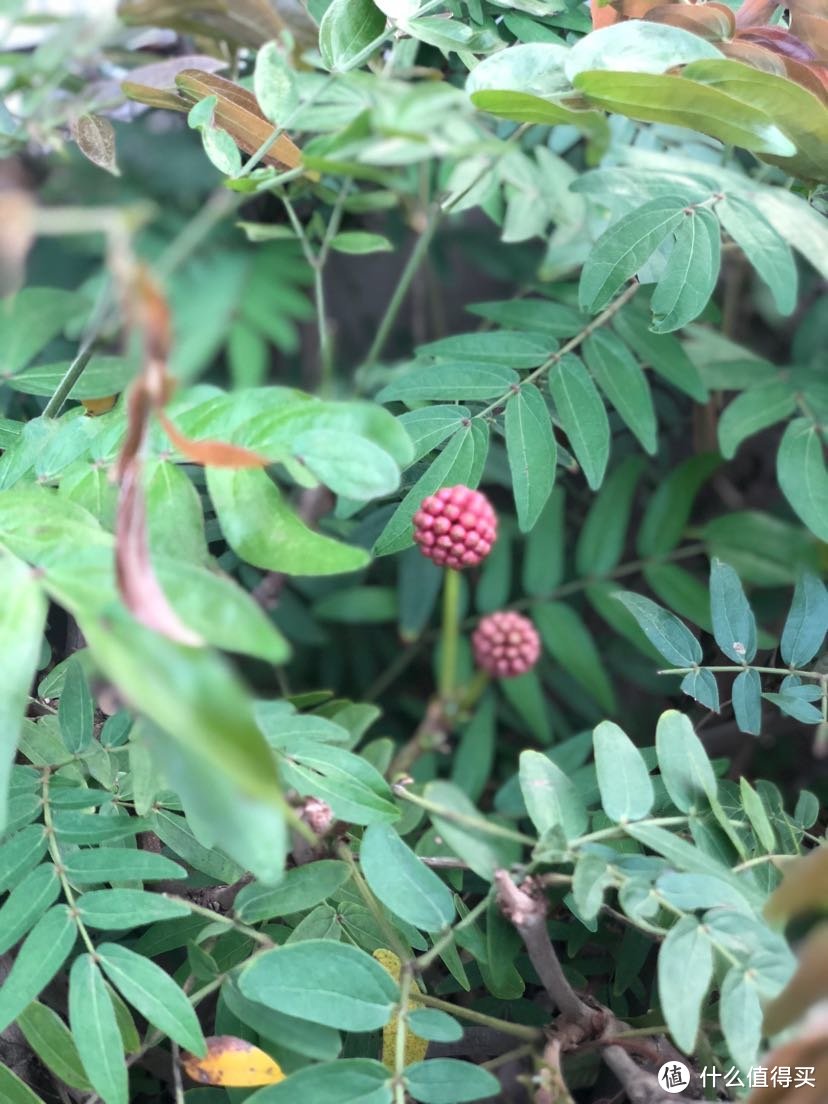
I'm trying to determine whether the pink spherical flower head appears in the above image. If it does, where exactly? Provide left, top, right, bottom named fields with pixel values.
left=412, top=485, right=497, bottom=569
left=472, top=611, right=540, bottom=679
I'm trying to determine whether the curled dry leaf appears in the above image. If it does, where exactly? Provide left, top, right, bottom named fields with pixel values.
left=158, top=411, right=269, bottom=468
left=181, top=1035, right=285, bottom=1087
left=71, top=114, right=120, bottom=177
left=116, top=464, right=203, bottom=646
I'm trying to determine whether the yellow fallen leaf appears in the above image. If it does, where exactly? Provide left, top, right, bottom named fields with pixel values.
left=373, top=948, right=429, bottom=1070
left=181, top=1035, right=285, bottom=1087
left=82, top=395, right=118, bottom=416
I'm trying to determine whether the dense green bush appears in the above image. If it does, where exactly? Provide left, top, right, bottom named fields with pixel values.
left=0, top=1, right=826, bottom=1102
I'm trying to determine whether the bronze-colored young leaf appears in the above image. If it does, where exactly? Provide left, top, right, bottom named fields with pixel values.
left=117, top=0, right=285, bottom=47
left=175, top=69, right=305, bottom=170
left=71, top=115, right=120, bottom=177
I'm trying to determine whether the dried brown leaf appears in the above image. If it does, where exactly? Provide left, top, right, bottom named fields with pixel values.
left=158, top=411, right=269, bottom=468
left=71, top=114, right=120, bottom=176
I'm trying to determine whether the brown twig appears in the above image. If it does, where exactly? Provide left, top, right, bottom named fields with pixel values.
left=602, top=1046, right=705, bottom=1104
left=494, top=871, right=594, bottom=1030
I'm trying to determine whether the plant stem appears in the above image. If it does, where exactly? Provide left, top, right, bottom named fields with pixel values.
left=363, top=205, right=442, bottom=369
left=416, top=894, right=491, bottom=972
left=392, top=786, right=535, bottom=846
left=393, top=966, right=413, bottom=1104
left=337, top=843, right=411, bottom=961
left=658, top=665, right=826, bottom=679
left=439, top=568, right=461, bottom=700
left=415, top=992, right=542, bottom=1041
left=41, top=770, right=98, bottom=957
left=475, top=279, right=640, bottom=422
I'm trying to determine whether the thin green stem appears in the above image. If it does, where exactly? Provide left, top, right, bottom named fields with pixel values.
left=475, top=280, right=640, bottom=423
left=658, top=665, right=825, bottom=679
left=572, top=817, right=689, bottom=848
left=415, top=992, right=542, bottom=1041
left=439, top=568, right=461, bottom=700
left=363, top=206, right=442, bottom=369
left=42, top=770, right=98, bottom=957
left=392, top=786, right=535, bottom=846
left=337, top=844, right=410, bottom=961
left=234, top=74, right=335, bottom=180
left=155, top=189, right=243, bottom=278
left=163, top=896, right=275, bottom=947
left=393, top=967, right=414, bottom=1104
left=416, top=894, right=491, bottom=972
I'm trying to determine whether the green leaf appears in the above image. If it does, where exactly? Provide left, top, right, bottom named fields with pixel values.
left=418, top=331, right=556, bottom=368
left=732, top=668, right=762, bottom=736
left=451, top=694, right=496, bottom=805
left=650, top=207, right=721, bottom=333
left=145, top=459, right=208, bottom=564
left=720, top=966, right=763, bottom=1072
left=293, top=428, right=401, bottom=499
left=247, top=1058, right=391, bottom=1104
left=153, top=810, right=245, bottom=885
left=582, top=331, right=656, bottom=454
left=0, top=1065, right=47, bottom=1104
left=314, top=586, right=396, bottom=623
left=470, top=90, right=609, bottom=161
left=780, top=573, right=828, bottom=668
left=17, top=1001, right=90, bottom=1092
left=593, top=721, right=654, bottom=822
left=519, top=750, right=588, bottom=841
left=77, top=889, right=192, bottom=929
left=374, top=426, right=476, bottom=557
left=655, top=711, right=717, bottom=814
left=235, top=860, right=351, bottom=922
left=572, top=853, right=612, bottom=922
left=240, top=940, right=398, bottom=1030
left=612, top=308, right=708, bottom=402
left=407, top=1010, right=463, bottom=1043
left=576, top=456, right=643, bottom=577
left=0, top=288, right=85, bottom=377
left=147, top=735, right=287, bottom=886
left=0, top=825, right=47, bottom=893
left=277, top=741, right=398, bottom=825
left=0, top=905, right=76, bottom=1032
left=710, top=558, right=757, bottom=663
left=69, top=954, right=127, bottom=1104
left=404, top=1059, right=500, bottom=1103
left=422, top=781, right=518, bottom=881
left=716, top=194, right=797, bottom=314
left=505, top=385, right=556, bottom=532
left=7, top=356, right=135, bottom=399
left=0, top=863, right=60, bottom=954
left=58, top=656, right=94, bottom=754
left=98, top=942, right=205, bottom=1054
left=319, top=0, right=386, bottom=70
left=637, top=454, right=720, bottom=556
left=79, top=608, right=282, bottom=803
left=717, top=379, right=796, bottom=460
left=53, top=810, right=150, bottom=845
left=682, top=666, right=721, bottom=713
left=658, top=915, right=714, bottom=1052
left=62, top=847, right=187, bottom=884
left=398, top=407, right=471, bottom=464
left=548, top=354, right=609, bottom=490
left=378, top=363, right=518, bottom=403
left=468, top=298, right=586, bottom=337
left=522, top=486, right=565, bottom=596
left=739, top=778, right=775, bottom=852
left=0, top=553, right=47, bottom=831
left=579, top=197, right=688, bottom=312
left=330, top=231, right=393, bottom=254
left=155, top=558, right=290, bottom=664
left=573, top=70, right=796, bottom=158
left=222, top=979, right=342, bottom=1060
left=254, top=41, right=298, bottom=123
left=360, top=823, right=455, bottom=933
left=777, top=418, right=828, bottom=541
left=207, top=467, right=370, bottom=574
left=565, top=21, right=723, bottom=78
left=534, top=602, right=616, bottom=713
left=614, top=592, right=702, bottom=666
left=201, top=126, right=242, bottom=175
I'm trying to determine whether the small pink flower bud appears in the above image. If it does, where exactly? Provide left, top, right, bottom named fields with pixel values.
left=472, top=611, right=540, bottom=678
left=412, top=485, right=497, bottom=569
